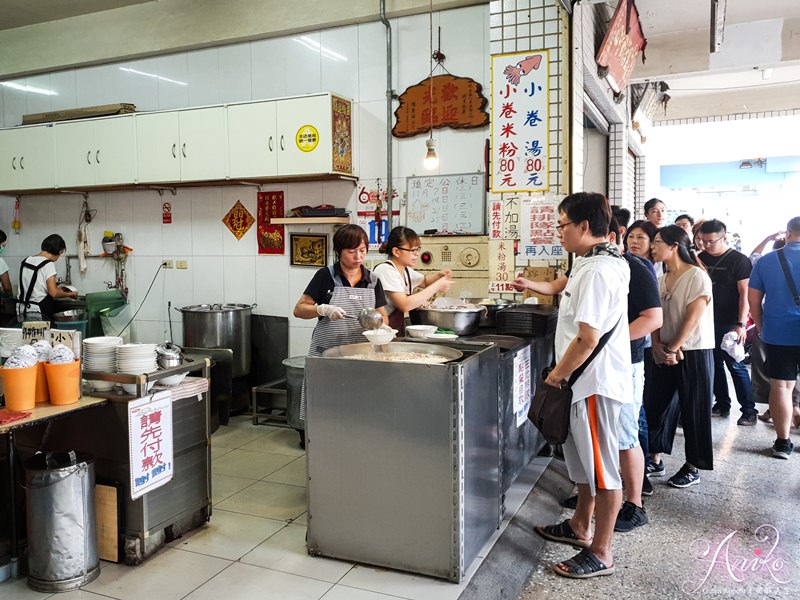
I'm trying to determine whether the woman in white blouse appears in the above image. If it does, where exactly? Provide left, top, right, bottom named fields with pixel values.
left=644, top=225, right=715, bottom=489
left=373, top=227, right=452, bottom=334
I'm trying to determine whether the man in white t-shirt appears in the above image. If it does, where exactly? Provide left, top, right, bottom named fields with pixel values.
left=533, top=192, right=631, bottom=579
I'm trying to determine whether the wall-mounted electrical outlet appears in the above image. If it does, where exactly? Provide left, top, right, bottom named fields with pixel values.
left=176, top=260, right=189, bottom=269
left=163, top=260, right=174, bottom=268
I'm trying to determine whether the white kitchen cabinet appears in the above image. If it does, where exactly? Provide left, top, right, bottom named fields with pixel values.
left=136, top=107, right=226, bottom=183
left=276, top=94, right=353, bottom=176
left=178, top=107, right=226, bottom=182
left=135, top=112, right=181, bottom=183
left=55, top=116, right=135, bottom=187
left=0, top=125, right=56, bottom=191
left=227, top=101, right=278, bottom=178
left=227, top=94, right=353, bottom=178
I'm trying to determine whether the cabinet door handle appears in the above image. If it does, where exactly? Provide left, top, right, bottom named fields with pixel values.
left=280, top=135, right=285, bottom=151
left=172, top=143, right=177, bottom=158
left=87, top=150, right=92, bottom=164
left=96, top=150, right=100, bottom=164
left=182, top=143, right=187, bottom=158
left=11, top=157, right=16, bottom=170
left=19, top=156, right=24, bottom=170
left=268, top=136, right=273, bottom=151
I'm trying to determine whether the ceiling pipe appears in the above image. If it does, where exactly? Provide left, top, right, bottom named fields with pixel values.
left=379, top=0, right=394, bottom=242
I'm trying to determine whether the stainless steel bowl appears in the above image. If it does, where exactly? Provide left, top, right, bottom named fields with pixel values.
left=460, top=298, right=513, bottom=327
left=410, top=307, right=485, bottom=335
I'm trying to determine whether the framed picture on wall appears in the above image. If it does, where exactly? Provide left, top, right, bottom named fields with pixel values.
left=290, top=234, right=328, bottom=267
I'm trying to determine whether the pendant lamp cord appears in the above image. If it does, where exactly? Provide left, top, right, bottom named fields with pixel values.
left=429, top=0, right=434, bottom=137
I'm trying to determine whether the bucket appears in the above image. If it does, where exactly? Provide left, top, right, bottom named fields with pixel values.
left=25, top=451, right=100, bottom=592
left=35, top=362, right=49, bottom=403
left=283, top=356, right=306, bottom=430
left=44, top=360, right=81, bottom=406
left=1, top=364, right=37, bottom=412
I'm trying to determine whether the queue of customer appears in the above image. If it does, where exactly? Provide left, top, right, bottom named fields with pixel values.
left=515, top=194, right=799, bottom=581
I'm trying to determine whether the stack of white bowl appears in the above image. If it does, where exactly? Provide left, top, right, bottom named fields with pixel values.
left=116, top=343, right=158, bottom=395
left=83, top=336, right=123, bottom=390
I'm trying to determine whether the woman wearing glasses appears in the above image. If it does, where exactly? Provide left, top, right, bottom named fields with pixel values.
left=644, top=225, right=715, bottom=488
left=374, top=226, right=452, bottom=333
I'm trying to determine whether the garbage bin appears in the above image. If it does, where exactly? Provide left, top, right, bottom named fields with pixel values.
left=25, top=451, right=100, bottom=592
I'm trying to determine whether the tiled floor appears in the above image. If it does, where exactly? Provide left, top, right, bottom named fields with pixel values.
left=1, top=413, right=537, bottom=600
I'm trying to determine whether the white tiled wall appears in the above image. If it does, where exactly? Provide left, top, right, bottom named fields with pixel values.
left=0, top=5, right=491, bottom=352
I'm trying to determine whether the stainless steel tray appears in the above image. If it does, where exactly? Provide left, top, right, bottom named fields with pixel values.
left=321, top=341, right=463, bottom=361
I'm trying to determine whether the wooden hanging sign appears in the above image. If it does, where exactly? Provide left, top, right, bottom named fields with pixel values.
left=392, top=73, right=489, bottom=138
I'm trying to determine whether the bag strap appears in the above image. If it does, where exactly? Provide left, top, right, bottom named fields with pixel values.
left=567, top=315, right=623, bottom=386
left=777, top=248, right=800, bottom=307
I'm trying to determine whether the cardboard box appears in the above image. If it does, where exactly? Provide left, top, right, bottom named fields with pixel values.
left=22, top=103, right=136, bottom=125
left=521, top=266, right=558, bottom=305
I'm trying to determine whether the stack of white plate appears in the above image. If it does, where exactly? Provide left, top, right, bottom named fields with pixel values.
left=116, top=343, right=158, bottom=394
left=83, top=336, right=123, bottom=390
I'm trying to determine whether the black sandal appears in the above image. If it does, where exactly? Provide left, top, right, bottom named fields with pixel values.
left=534, top=520, right=591, bottom=548
left=553, top=548, right=615, bottom=579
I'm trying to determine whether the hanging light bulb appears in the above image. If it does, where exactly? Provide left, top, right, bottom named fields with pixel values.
left=424, top=136, right=439, bottom=170
left=422, top=0, right=439, bottom=170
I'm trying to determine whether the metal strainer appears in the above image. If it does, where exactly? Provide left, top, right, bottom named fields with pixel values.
left=357, top=308, right=384, bottom=330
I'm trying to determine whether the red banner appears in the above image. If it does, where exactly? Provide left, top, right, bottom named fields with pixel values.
left=596, top=0, right=647, bottom=94
left=257, top=191, right=285, bottom=255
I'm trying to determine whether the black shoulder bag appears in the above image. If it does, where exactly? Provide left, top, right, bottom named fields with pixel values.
left=776, top=248, right=800, bottom=306
left=528, top=317, right=621, bottom=445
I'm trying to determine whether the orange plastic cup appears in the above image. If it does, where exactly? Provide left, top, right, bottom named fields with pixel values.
left=35, top=361, right=49, bottom=403
left=44, top=359, right=81, bottom=406
left=1, top=364, right=37, bottom=412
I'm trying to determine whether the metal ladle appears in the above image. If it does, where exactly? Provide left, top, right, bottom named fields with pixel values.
left=344, top=307, right=384, bottom=330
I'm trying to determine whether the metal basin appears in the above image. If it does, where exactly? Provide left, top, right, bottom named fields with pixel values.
left=322, top=342, right=463, bottom=362
left=53, top=309, right=86, bottom=322
left=409, top=307, right=485, bottom=335
left=461, top=298, right=513, bottom=328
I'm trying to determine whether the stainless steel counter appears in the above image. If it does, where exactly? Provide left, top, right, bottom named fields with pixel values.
left=304, top=341, right=500, bottom=582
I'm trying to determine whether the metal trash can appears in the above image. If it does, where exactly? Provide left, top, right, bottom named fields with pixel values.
left=25, top=451, right=100, bottom=592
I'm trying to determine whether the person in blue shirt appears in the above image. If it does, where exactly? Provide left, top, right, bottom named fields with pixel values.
left=748, top=216, right=800, bottom=460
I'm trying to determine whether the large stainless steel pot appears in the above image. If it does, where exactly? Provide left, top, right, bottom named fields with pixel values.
left=409, top=307, right=485, bottom=335
left=322, top=341, right=463, bottom=362
left=177, top=303, right=255, bottom=377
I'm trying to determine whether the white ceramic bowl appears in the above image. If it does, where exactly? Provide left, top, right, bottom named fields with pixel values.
left=122, top=381, right=156, bottom=395
left=158, top=372, right=188, bottom=386
left=424, top=332, right=459, bottom=341
left=363, top=328, right=398, bottom=345
left=405, top=325, right=438, bottom=338
left=87, top=379, right=116, bottom=391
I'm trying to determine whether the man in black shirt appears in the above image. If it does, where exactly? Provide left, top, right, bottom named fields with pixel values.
left=698, top=219, right=757, bottom=425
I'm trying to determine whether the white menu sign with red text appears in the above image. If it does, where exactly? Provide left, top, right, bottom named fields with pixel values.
left=491, top=51, right=550, bottom=193
left=513, top=345, right=532, bottom=427
left=489, top=239, right=516, bottom=293
left=519, top=195, right=564, bottom=261
left=128, top=390, right=174, bottom=500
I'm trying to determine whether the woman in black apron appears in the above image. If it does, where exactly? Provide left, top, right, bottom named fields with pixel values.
left=292, top=225, right=389, bottom=443
left=18, top=234, right=78, bottom=321
left=372, top=226, right=452, bottom=334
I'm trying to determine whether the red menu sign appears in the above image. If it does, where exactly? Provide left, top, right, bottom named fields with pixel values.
left=596, top=0, right=647, bottom=94
left=257, top=191, right=285, bottom=255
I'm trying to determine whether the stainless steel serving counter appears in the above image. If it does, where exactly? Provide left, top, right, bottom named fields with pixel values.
left=305, top=340, right=500, bottom=583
